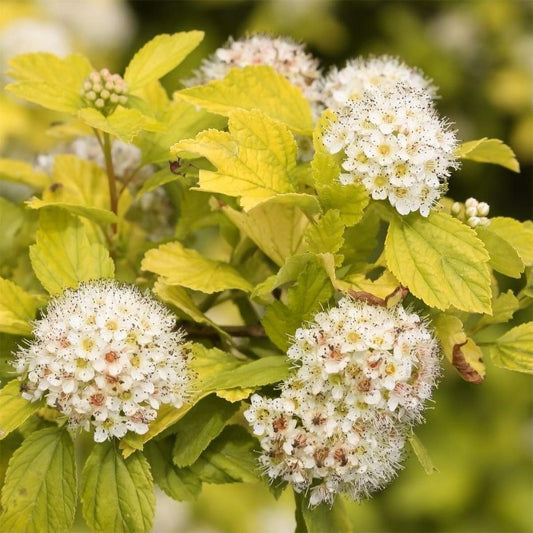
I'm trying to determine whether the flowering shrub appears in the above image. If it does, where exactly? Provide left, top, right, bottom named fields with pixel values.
left=0, top=31, right=531, bottom=533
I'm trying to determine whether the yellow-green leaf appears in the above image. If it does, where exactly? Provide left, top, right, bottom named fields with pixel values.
left=30, top=209, right=114, bottom=295
left=0, top=278, right=39, bottom=336
left=0, top=427, right=77, bottom=532
left=304, top=209, right=345, bottom=257
left=223, top=200, right=310, bottom=267
left=457, top=138, right=519, bottom=172
left=0, top=380, right=42, bottom=440
left=142, top=241, right=252, bottom=294
left=489, top=322, right=533, bottom=374
left=6, top=53, right=92, bottom=113
left=409, top=433, right=438, bottom=474
left=81, top=443, right=155, bottom=533
left=476, top=226, right=524, bottom=278
left=477, top=290, right=519, bottom=327
left=138, top=97, right=226, bottom=165
left=78, top=106, right=165, bottom=144
left=124, top=31, right=204, bottom=91
left=0, top=159, right=50, bottom=190
left=176, top=65, right=313, bottom=133
left=488, top=217, right=533, bottom=266
left=385, top=212, right=492, bottom=313
left=173, top=109, right=297, bottom=210
left=25, top=154, right=117, bottom=224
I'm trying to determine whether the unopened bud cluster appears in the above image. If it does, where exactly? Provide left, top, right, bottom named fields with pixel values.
left=244, top=298, right=439, bottom=506
left=321, top=57, right=458, bottom=217
left=81, top=68, right=128, bottom=114
left=15, top=280, right=191, bottom=442
left=451, top=197, right=490, bottom=227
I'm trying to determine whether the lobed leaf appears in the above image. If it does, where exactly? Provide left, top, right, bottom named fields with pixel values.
left=0, top=427, right=77, bottom=533
left=124, top=32, right=204, bottom=91
left=176, top=65, right=313, bottom=133
left=172, top=109, right=297, bottom=210
left=385, top=212, right=492, bottom=313
left=142, top=241, right=253, bottom=294
left=0, top=380, right=42, bottom=440
left=81, top=443, right=155, bottom=533
left=0, top=278, right=39, bottom=336
left=172, top=395, right=240, bottom=468
left=144, top=439, right=201, bottom=502
left=0, top=159, right=50, bottom=190
left=489, top=322, right=533, bottom=374
left=457, top=138, right=519, bottom=172
left=29, top=209, right=114, bottom=295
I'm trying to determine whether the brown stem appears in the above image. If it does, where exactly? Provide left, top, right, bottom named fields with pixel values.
left=178, top=321, right=266, bottom=339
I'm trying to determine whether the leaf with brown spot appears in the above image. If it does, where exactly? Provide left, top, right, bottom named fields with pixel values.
left=452, top=338, right=485, bottom=384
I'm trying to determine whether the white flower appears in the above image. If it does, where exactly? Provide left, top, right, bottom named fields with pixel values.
left=319, top=55, right=437, bottom=112
left=184, top=34, right=322, bottom=113
left=244, top=297, right=440, bottom=505
left=322, top=81, right=458, bottom=217
left=15, top=280, right=191, bottom=442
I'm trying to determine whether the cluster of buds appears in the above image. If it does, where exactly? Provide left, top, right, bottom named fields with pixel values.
left=81, top=68, right=128, bottom=115
left=244, top=297, right=440, bottom=505
left=15, top=280, right=191, bottom=442
left=451, top=197, right=490, bottom=227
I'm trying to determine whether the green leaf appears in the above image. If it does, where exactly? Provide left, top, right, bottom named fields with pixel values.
left=477, top=290, right=519, bottom=328
left=0, top=380, right=42, bottom=440
left=124, top=31, right=204, bottom=91
left=135, top=167, right=178, bottom=199
left=295, top=492, right=353, bottom=533
left=176, top=65, right=313, bottom=133
left=0, top=159, right=50, bottom=190
left=173, top=109, right=297, bottom=210
left=81, top=443, right=155, bottom=533
left=30, top=209, right=114, bottom=295
left=457, top=138, right=520, bottom=172
left=197, top=355, right=290, bottom=394
left=488, top=217, right=533, bottom=267
left=304, top=209, right=345, bottom=258
left=223, top=200, right=310, bottom=267
left=172, top=395, right=240, bottom=468
left=153, top=280, right=227, bottom=338
left=0, top=427, right=77, bottom=532
left=190, top=425, right=259, bottom=484
left=262, top=261, right=334, bottom=350
left=0, top=278, right=39, bottom=336
left=489, top=322, right=533, bottom=374
left=25, top=154, right=117, bottom=224
left=311, top=151, right=369, bottom=226
left=409, top=433, right=438, bottom=474
left=476, top=226, right=524, bottom=278
left=141, top=241, right=253, bottom=294
left=78, top=107, right=164, bottom=144
left=385, top=212, right=491, bottom=313
left=6, top=53, right=92, bottom=113
left=138, top=96, right=226, bottom=165
left=144, top=439, right=201, bottom=502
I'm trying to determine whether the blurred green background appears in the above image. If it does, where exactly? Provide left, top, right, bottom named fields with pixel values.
left=1, top=1, right=532, bottom=531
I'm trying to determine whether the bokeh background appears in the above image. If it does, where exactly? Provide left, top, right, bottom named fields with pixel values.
left=0, top=1, right=532, bottom=532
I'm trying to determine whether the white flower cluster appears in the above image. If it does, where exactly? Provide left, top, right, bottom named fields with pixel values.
left=81, top=68, right=128, bottom=115
left=184, top=34, right=321, bottom=109
left=245, top=297, right=439, bottom=506
left=15, top=280, right=191, bottom=442
left=451, top=197, right=490, bottom=227
left=321, top=57, right=458, bottom=217
left=319, top=56, right=436, bottom=112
